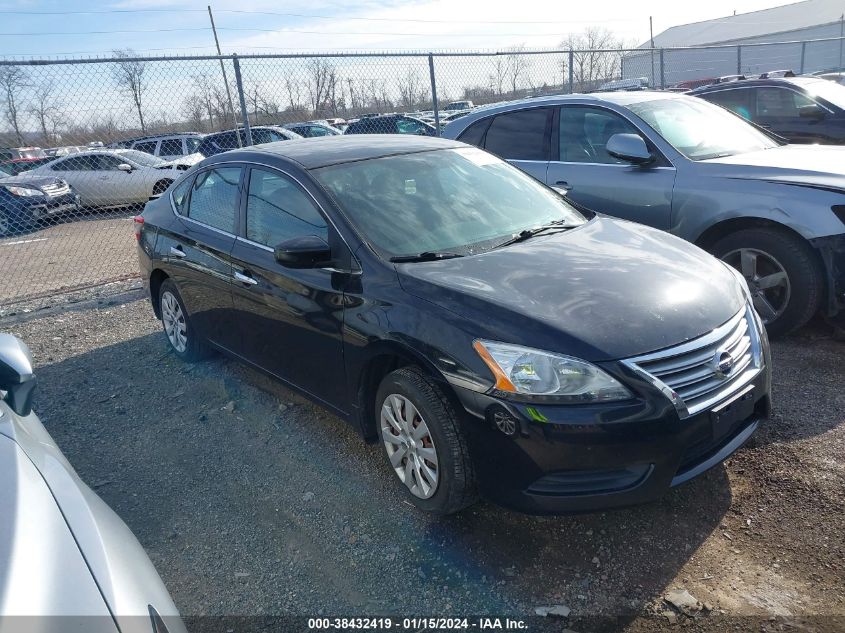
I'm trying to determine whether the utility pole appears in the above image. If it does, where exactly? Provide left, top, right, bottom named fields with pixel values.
left=208, top=5, right=241, bottom=144
left=840, top=13, right=844, bottom=71
left=650, top=16, right=655, bottom=89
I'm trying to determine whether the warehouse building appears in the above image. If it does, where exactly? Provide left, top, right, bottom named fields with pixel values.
left=622, top=0, right=845, bottom=87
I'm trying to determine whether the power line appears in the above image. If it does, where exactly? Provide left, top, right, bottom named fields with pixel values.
left=0, top=27, right=577, bottom=37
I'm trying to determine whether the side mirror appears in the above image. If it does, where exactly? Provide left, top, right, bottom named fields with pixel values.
left=117, top=163, right=133, bottom=172
left=0, top=334, right=36, bottom=417
left=274, top=235, right=332, bottom=269
left=798, top=104, right=825, bottom=120
left=606, top=133, right=654, bottom=165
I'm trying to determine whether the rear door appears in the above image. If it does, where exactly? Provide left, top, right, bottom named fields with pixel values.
left=157, top=165, right=243, bottom=352
left=547, top=105, right=676, bottom=229
left=479, top=107, right=551, bottom=181
left=229, top=165, right=349, bottom=411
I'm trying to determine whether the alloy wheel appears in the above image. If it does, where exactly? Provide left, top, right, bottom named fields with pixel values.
left=380, top=394, right=439, bottom=499
left=161, top=290, right=188, bottom=353
left=722, top=247, right=791, bottom=324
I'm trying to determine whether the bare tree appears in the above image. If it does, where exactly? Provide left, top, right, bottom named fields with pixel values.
left=560, top=27, right=628, bottom=91
left=0, top=66, right=29, bottom=145
left=28, top=80, right=61, bottom=144
left=505, top=46, right=530, bottom=96
left=182, top=95, right=206, bottom=132
left=490, top=56, right=507, bottom=97
left=396, top=68, right=425, bottom=109
left=111, top=49, right=147, bottom=133
left=305, top=59, right=334, bottom=115
left=191, top=74, right=217, bottom=130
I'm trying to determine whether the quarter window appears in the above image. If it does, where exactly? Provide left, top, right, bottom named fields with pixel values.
left=171, top=177, right=192, bottom=215
left=456, top=118, right=490, bottom=147
left=186, top=167, right=241, bottom=233
left=559, top=107, right=641, bottom=164
left=484, top=108, right=550, bottom=161
left=245, top=168, right=327, bottom=247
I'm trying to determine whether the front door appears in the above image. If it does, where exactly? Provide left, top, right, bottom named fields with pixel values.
left=548, top=105, right=676, bottom=230
left=229, top=166, right=348, bottom=411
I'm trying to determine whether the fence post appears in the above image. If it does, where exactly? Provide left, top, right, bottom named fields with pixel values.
left=659, top=49, right=665, bottom=89
left=428, top=53, right=441, bottom=137
left=737, top=45, right=742, bottom=74
left=232, top=54, right=252, bottom=147
left=568, top=50, right=574, bottom=93
left=800, top=41, right=807, bottom=74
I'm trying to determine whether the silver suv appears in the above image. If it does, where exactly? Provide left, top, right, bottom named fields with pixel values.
left=128, top=133, right=204, bottom=159
left=443, top=91, right=845, bottom=335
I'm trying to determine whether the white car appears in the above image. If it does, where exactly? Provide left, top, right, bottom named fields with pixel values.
left=25, top=149, right=201, bottom=208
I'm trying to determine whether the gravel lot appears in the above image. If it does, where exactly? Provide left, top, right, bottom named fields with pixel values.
left=0, top=212, right=137, bottom=304
left=3, top=295, right=844, bottom=632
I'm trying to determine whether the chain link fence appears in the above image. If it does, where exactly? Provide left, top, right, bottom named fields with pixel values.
left=1, top=36, right=843, bottom=306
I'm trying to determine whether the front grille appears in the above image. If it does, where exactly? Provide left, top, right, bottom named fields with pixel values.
left=623, top=308, right=763, bottom=418
left=41, top=181, right=70, bottom=197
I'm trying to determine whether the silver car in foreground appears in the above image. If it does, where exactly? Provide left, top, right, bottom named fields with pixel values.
left=444, top=92, right=845, bottom=336
left=0, top=334, right=186, bottom=633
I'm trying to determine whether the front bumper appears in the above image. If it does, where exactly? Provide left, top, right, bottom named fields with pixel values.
left=452, top=356, right=771, bottom=515
left=18, top=193, right=80, bottom=219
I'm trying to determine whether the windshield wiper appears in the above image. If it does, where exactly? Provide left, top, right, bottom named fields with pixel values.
left=389, top=251, right=465, bottom=263
left=492, top=220, right=572, bottom=250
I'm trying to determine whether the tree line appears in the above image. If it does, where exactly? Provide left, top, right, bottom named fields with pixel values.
left=0, top=28, right=633, bottom=147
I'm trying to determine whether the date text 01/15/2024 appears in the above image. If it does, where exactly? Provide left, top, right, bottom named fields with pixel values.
left=307, top=618, right=529, bottom=630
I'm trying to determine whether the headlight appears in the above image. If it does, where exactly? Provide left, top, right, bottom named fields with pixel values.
left=472, top=340, right=632, bottom=402
left=4, top=185, right=43, bottom=197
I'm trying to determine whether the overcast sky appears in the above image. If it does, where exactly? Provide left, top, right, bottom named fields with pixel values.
left=0, top=0, right=794, bottom=58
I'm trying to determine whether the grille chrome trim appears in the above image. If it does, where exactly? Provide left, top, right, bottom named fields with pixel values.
left=621, top=306, right=763, bottom=419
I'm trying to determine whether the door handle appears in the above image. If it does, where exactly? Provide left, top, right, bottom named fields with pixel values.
left=169, top=245, right=186, bottom=258
left=233, top=271, right=258, bottom=286
left=552, top=181, right=572, bottom=194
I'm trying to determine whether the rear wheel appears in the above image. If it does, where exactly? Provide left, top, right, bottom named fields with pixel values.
left=158, top=279, right=211, bottom=362
left=712, top=228, right=823, bottom=337
left=376, top=367, right=477, bottom=515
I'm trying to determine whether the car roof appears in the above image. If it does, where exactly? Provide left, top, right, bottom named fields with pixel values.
left=247, top=135, right=464, bottom=169
left=690, top=76, right=828, bottom=94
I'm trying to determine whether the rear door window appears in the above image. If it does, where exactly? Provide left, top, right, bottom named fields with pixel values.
left=159, top=138, right=183, bottom=156
left=483, top=108, right=550, bottom=161
left=133, top=141, right=158, bottom=155
left=456, top=118, right=491, bottom=147
left=703, top=89, right=753, bottom=120
left=186, top=166, right=242, bottom=233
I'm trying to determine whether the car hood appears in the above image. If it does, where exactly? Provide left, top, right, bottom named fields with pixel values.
left=0, top=173, right=67, bottom=189
left=397, top=217, right=744, bottom=361
left=0, top=433, right=116, bottom=624
left=703, top=145, right=845, bottom=190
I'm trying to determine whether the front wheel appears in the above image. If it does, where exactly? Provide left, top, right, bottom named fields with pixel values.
left=376, top=367, right=478, bottom=515
left=712, top=228, right=824, bottom=337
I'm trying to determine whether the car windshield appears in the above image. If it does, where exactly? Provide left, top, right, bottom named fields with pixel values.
left=627, top=97, right=779, bottom=160
left=802, top=79, right=845, bottom=109
left=314, top=147, right=586, bottom=258
left=120, top=150, right=165, bottom=166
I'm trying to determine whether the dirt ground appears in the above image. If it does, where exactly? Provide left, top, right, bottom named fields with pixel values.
left=3, top=294, right=843, bottom=632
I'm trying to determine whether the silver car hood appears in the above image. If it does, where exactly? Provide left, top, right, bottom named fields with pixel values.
left=0, top=433, right=116, bottom=629
left=703, top=145, right=845, bottom=190
left=0, top=402, right=186, bottom=633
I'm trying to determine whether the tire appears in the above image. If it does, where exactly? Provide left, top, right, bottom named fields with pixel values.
left=158, top=279, right=211, bottom=362
left=375, top=367, right=478, bottom=514
left=152, top=179, right=173, bottom=197
left=711, top=227, right=824, bottom=337
left=0, top=206, right=35, bottom=238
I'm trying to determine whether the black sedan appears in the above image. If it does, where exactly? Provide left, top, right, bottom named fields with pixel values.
left=691, top=75, right=845, bottom=144
left=135, top=136, right=771, bottom=515
left=0, top=164, right=81, bottom=237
